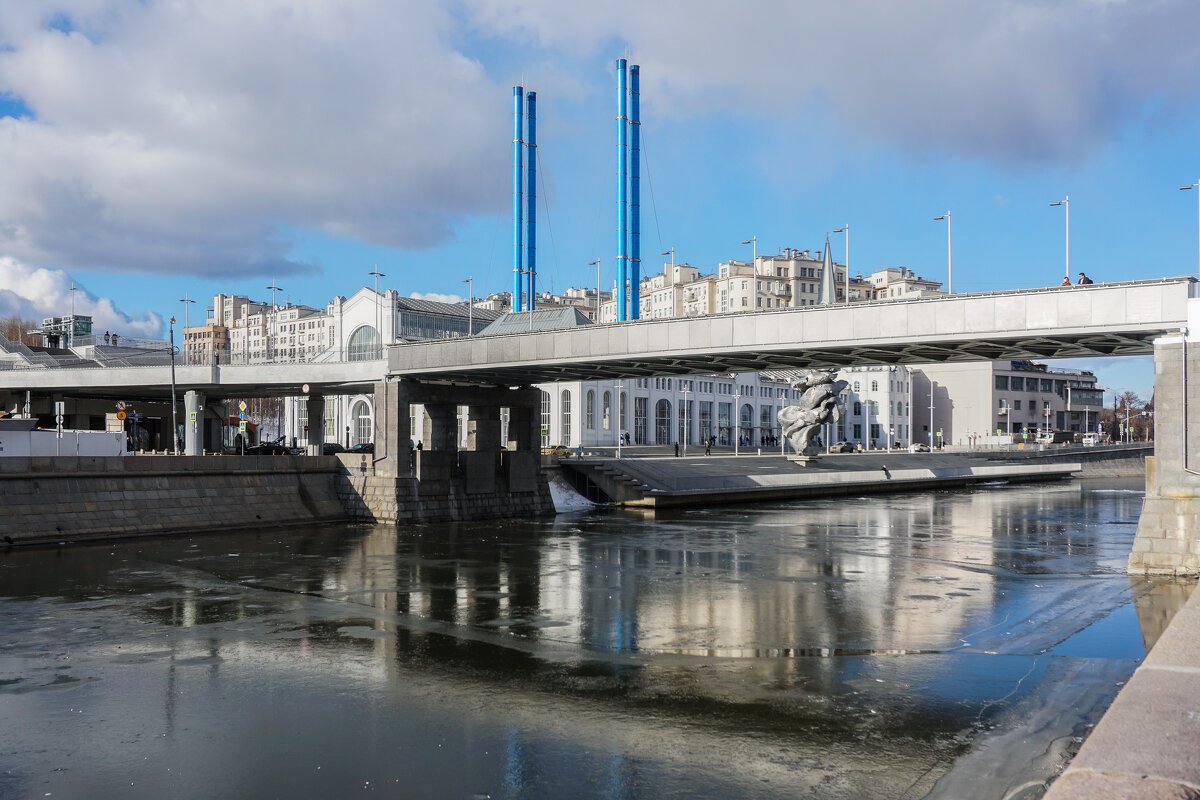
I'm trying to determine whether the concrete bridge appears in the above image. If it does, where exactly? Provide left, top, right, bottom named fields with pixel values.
left=2, top=278, right=1198, bottom=573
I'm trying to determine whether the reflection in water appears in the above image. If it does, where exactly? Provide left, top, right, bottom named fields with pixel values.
left=0, top=478, right=1190, bottom=799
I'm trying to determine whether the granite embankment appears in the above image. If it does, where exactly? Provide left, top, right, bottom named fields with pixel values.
left=0, top=455, right=346, bottom=546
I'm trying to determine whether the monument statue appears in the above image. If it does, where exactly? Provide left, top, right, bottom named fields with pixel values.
left=777, top=371, right=848, bottom=457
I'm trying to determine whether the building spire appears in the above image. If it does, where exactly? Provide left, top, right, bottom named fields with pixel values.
left=817, top=236, right=838, bottom=305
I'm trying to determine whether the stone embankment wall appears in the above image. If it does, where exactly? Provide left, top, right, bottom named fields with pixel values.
left=0, top=455, right=346, bottom=546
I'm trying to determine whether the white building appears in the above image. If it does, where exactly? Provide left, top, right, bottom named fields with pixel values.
left=911, top=360, right=1104, bottom=446
left=536, top=365, right=914, bottom=452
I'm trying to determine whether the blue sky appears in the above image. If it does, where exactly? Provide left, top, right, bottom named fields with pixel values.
left=2, top=1, right=1199, bottom=401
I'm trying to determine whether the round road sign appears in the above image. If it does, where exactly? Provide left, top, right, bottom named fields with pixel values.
left=116, top=401, right=126, bottom=411
left=116, top=410, right=127, bottom=421
left=302, top=383, right=310, bottom=394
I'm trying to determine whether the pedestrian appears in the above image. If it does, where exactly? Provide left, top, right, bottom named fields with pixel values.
left=1076, top=272, right=1093, bottom=285
left=576, top=442, right=583, bottom=460
left=674, top=442, right=679, bottom=457
left=704, top=439, right=711, bottom=456
left=416, top=440, right=423, bottom=451
left=1058, top=276, right=1071, bottom=287
left=104, top=331, right=110, bottom=344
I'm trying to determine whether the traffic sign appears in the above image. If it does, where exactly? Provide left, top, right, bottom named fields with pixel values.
left=239, top=421, right=247, bottom=432
left=301, top=383, right=310, bottom=394
left=239, top=401, right=247, bottom=412
left=189, top=412, right=197, bottom=423
left=116, top=410, right=127, bottom=421
left=239, top=411, right=247, bottom=421
left=116, top=400, right=126, bottom=411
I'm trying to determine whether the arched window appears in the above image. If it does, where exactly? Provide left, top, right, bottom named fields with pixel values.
left=560, top=390, right=572, bottom=444
left=586, top=390, right=595, bottom=429
left=740, top=403, right=754, bottom=443
left=351, top=399, right=372, bottom=445
left=655, top=399, right=672, bottom=445
left=620, top=392, right=627, bottom=434
left=348, top=325, right=378, bottom=361
left=540, top=391, right=551, bottom=447
left=602, top=391, right=611, bottom=430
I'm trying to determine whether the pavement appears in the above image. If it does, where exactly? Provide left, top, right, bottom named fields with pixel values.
left=1044, top=581, right=1200, bottom=799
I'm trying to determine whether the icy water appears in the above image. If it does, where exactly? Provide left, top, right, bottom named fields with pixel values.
left=0, top=477, right=1192, bottom=800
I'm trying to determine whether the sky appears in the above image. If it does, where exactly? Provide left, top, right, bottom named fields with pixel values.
left=2, top=0, right=1200, bottom=401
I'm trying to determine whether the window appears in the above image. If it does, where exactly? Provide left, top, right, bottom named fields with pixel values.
left=351, top=400, right=372, bottom=446
left=560, top=390, right=572, bottom=444
left=634, top=397, right=648, bottom=444
left=586, top=390, right=595, bottom=429
left=718, top=402, right=731, bottom=445
left=853, top=381, right=860, bottom=392
left=871, top=380, right=878, bottom=392
left=1041, top=379, right=1053, bottom=392
left=348, top=325, right=378, bottom=361
left=602, top=391, right=612, bottom=430
left=995, top=375, right=1009, bottom=390
left=869, top=400, right=878, bottom=415
left=853, top=402, right=861, bottom=416
left=655, top=399, right=672, bottom=445
left=540, top=391, right=551, bottom=447
left=1015, top=400, right=1022, bottom=410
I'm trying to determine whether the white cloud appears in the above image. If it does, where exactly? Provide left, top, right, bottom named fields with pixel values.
left=409, top=291, right=465, bottom=305
left=0, top=256, right=162, bottom=337
left=466, top=0, right=1200, bottom=164
left=0, top=1, right=506, bottom=278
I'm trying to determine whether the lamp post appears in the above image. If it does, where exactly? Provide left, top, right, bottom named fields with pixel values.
left=832, top=225, right=849, bottom=304
left=1049, top=196, right=1069, bottom=284
left=369, top=267, right=386, bottom=358
left=681, top=385, right=690, bottom=456
left=615, top=379, right=623, bottom=458
left=168, top=316, right=179, bottom=456
left=1181, top=180, right=1200, bottom=277
left=740, top=237, right=756, bottom=277
left=933, top=211, right=952, bottom=293
left=178, top=293, right=196, bottom=364
left=462, top=276, right=474, bottom=336
left=264, top=281, right=281, bottom=361
left=779, top=386, right=786, bottom=456
left=733, top=390, right=741, bottom=456
left=589, top=260, right=601, bottom=320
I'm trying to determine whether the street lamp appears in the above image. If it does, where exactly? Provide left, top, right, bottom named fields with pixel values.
left=178, top=293, right=196, bottom=364
left=168, top=316, right=179, bottom=456
left=740, top=237, right=756, bottom=276
left=264, top=281, right=281, bottom=361
left=369, top=267, right=386, bottom=358
left=589, top=260, right=601, bottom=320
left=733, top=390, right=741, bottom=456
left=1049, top=196, right=1069, bottom=284
left=615, top=379, right=623, bottom=458
left=681, top=384, right=690, bottom=456
left=462, top=276, right=474, bottom=336
left=832, top=225, right=849, bottom=304
left=932, top=212, right=952, bottom=293
left=1181, top=180, right=1199, bottom=277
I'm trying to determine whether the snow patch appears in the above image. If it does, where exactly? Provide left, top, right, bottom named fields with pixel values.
left=547, top=471, right=594, bottom=513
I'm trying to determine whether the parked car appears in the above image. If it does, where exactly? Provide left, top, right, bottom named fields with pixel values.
left=348, top=442, right=374, bottom=454
left=908, top=443, right=930, bottom=453
left=541, top=444, right=569, bottom=457
left=245, top=439, right=291, bottom=455
left=830, top=441, right=856, bottom=453
left=321, top=443, right=346, bottom=455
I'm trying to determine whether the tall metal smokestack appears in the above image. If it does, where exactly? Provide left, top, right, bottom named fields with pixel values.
left=629, top=64, right=641, bottom=320
left=525, top=91, right=537, bottom=311
left=616, top=59, right=628, bottom=322
left=512, top=86, right=524, bottom=312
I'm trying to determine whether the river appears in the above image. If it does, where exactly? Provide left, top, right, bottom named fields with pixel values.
left=0, top=477, right=1192, bottom=799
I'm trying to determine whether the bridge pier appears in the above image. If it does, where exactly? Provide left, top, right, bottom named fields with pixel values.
left=304, top=394, right=326, bottom=456
left=346, top=380, right=552, bottom=522
left=1129, top=335, right=1200, bottom=574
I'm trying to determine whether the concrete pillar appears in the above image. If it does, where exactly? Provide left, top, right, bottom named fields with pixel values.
left=422, top=403, right=457, bottom=451
left=467, top=405, right=501, bottom=452
left=305, top=394, right=326, bottom=456
left=373, top=381, right=412, bottom=477
left=505, top=389, right=542, bottom=452
left=184, top=391, right=205, bottom=455
left=1129, top=335, right=1200, bottom=574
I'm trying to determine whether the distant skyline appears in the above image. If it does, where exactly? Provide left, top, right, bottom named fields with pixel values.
left=3, top=1, right=1199, bottom=401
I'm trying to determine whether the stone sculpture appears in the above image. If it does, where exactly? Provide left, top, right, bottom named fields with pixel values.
left=777, top=371, right=848, bottom=458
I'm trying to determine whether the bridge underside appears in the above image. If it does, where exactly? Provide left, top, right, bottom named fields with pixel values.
left=401, top=329, right=1161, bottom=387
